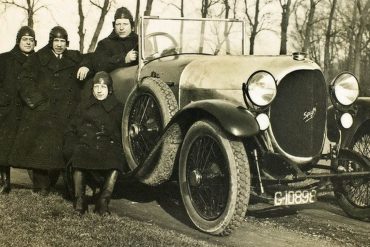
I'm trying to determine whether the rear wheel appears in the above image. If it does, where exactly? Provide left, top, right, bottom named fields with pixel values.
left=333, top=125, right=370, bottom=221
left=179, top=120, right=250, bottom=235
left=122, top=78, right=178, bottom=171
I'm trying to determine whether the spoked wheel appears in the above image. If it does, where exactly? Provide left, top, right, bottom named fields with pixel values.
left=122, top=78, right=178, bottom=171
left=333, top=124, right=370, bottom=221
left=179, top=120, right=250, bottom=236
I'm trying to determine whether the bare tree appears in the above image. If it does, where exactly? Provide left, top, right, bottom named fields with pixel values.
left=144, top=0, right=154, bottom=16
left=279, top=0, right=292, bottom=54
left=302, top=0, right=322, bottom=53
left=354, top=0, right=370, bottom=81
left=87, top=0, right=112, bottom=53
left=199, top=0, right=220, bottom=52
left=135, top=0, right=140, bottom=25
left=0, top=0, right=46, bottom=28
left=77, top=0, right=85, bottom=53
left=324, top=0, right=337, bottom=79
left=244, top=0, right=271, bottom=54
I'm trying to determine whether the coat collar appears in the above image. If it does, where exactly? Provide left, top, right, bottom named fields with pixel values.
left=10, top=45, right=31, bottom=64
left=38, top=45, right=79, bottom=69
left=86, top=94, right=120, bottom=112
left=108, top=30, right=138, bottom=43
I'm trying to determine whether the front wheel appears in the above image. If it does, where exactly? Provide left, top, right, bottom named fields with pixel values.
left=179, top=120, right=250, bottom=235
left=332, top=125, right=370, bottom=221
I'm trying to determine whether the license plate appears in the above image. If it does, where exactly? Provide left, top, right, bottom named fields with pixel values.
left=274, top=189, right=317, bottom=206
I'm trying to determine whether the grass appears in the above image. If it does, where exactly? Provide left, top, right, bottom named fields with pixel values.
left=0, top=189, right=217, bottom=247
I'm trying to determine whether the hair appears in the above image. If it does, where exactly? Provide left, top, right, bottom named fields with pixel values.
left=16, top=26, right=37, bottom=45
left=48, top=26, right=69, bottom=47
left=112, top=7, right=134, bottom=28
left=92, top=71, right=113, bottom=94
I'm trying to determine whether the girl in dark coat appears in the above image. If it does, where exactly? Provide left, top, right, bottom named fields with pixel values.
left=0, top=26, right=36, bottom=193
left=64, top=71, right=125, bottom=214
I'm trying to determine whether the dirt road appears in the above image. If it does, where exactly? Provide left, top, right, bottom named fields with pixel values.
left=11, top=169, right=370, bottom=247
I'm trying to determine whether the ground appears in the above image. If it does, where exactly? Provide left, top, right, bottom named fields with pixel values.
left=8, top=168, right=370, bottom=247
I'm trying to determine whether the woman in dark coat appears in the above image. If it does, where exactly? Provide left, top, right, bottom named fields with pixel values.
left=64, top=71, right=125, bottom=214
left=9, top=26, right=86, bottom=195
left=0, top=26, right=36, bottom=194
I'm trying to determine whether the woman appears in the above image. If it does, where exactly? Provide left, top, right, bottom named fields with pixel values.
left=0, top=26, right=36, bottom=193
left=63, top=71, right=125, bottom=214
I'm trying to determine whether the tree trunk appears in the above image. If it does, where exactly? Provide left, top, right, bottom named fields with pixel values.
left=303, top=0, right=316, bottom=54
left=324, top=0, right=337, bottom=80
left=26, top=0, right=34, bottom=28
left=199, top=0, right=209, bottom=53
left=87, top=0, right=110, bottom=53
left=78, top=0, right=85, bottom=53
left=224, top=0, right=230, bottom=54
left=249, top=0, right=260, bottom=55
left=135, top=0, right=140, bottom=30
left=179, top=0, right=184, bottom=53
left=144, top=0, right=154, bottom=16
left=279, top=0, right=291, bottom=55
left=347, top=1, right=357, bottom=71
left=354, top=0, right=370, bottom=82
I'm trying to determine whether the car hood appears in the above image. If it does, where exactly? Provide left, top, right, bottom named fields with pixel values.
left=179, top=55, right=322, bottom=90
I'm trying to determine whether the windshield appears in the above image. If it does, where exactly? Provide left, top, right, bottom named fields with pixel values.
left=141, top=17, right=244, bottom=61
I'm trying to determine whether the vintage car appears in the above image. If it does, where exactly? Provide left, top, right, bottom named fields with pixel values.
left=110, top=16, right=370, bottom=235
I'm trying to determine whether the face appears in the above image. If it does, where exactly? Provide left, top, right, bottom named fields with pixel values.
left=52, top=38, right=67, bottom=54
left=114, top=18, right=132, bottom=38
left=19, top=36, right=35, bottom=54
left=93, top=83, right=109, bottom=101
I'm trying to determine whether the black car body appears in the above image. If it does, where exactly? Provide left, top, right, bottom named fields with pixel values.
left=111, top=17, right=370, bottom=235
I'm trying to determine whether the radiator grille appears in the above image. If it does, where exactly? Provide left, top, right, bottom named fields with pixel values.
left=269, top=70, right=327, bottom=157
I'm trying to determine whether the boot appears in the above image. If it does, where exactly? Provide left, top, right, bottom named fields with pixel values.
left=33, top=169, right=50, bottom=196
left=95, top=170, right=118, bottom=215
left=0, top=167, right=10, bottom=194
left=73, top=170, right=87, bottom=214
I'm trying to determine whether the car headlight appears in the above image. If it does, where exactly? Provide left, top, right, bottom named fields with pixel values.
left=331, top=73, right=359, bottom=106
left=245, top=71, right=277, bottom=107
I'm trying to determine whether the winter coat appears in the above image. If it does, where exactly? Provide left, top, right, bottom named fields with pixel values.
left=0, top=45, right=32, bottom=167
left=9, top=45, right=84, bottom=170
left=91, top=31, right=138, bottom=73
left=63, top=93, right=125, bottom=172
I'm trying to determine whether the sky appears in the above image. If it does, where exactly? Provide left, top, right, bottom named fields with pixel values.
left=0, top=0, right=283, bottom=55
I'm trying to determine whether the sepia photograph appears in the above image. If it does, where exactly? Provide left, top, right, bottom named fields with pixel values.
left=0, top=0, right=370, bottom=246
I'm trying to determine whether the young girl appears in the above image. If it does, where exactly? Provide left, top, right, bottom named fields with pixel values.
left=64, top=71, right=125, bottom=214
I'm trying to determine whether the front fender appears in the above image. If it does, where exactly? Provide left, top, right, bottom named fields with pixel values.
left=342, top=97, right=370, bottom=148
left=327, top=97, right=370, bottom=148
left=168, top=99, right=260, bottom=138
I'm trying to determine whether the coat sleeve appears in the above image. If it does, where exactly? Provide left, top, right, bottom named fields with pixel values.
left=19, top=54, right=48, bottom=109
left=79, top=52, right=95, bottom=76
left=93, top=40, right=128, bottom=73
left=111, top=103, right=124, bottom=145
left=63, top=104, right=82, bottom=161
left=0, top=53, right=11, bottom=107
